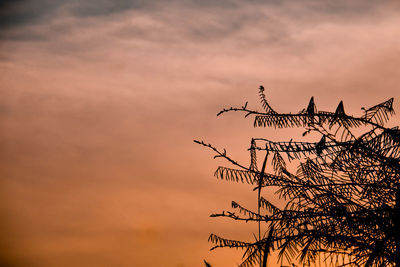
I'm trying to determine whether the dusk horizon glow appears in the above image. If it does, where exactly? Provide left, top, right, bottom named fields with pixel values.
left=1, top=1, right=400, bottom=266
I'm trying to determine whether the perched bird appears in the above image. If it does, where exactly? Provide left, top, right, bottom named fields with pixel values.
left=315, top=135, right=326, bottom=156
left=335, top=101, right=345, bottom=116
left=306, top=97, right=316, bottom=115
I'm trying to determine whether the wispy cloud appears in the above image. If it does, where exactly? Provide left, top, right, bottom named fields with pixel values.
left=1, top=0, right=398, bottom=41
left=1, top=1, right=400, bottom=266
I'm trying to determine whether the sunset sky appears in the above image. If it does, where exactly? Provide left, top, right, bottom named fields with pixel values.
left=1, top=1, right=400, bottom=266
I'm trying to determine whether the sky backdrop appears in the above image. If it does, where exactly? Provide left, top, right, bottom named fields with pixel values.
left=1, top=1, right=400, bottom=266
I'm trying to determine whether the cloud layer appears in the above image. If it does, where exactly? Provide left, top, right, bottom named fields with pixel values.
left=1, top=1, right=400, bottom=266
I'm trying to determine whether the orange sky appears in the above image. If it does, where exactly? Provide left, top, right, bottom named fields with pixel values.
left=1, top=1, right=400, bottom=266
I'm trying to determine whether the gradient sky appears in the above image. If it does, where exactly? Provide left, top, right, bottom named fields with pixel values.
left=1, top=1, right=400, bottom=267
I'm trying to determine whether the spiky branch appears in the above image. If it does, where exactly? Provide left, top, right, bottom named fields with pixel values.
left=196, top=86, right=399, bottom=267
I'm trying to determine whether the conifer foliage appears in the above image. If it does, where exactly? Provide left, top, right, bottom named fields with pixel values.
left=195, top=86, right=400, bottom=267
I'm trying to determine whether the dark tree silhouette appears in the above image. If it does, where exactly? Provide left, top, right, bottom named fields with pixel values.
left=195, top=86, right=400, bottom=267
